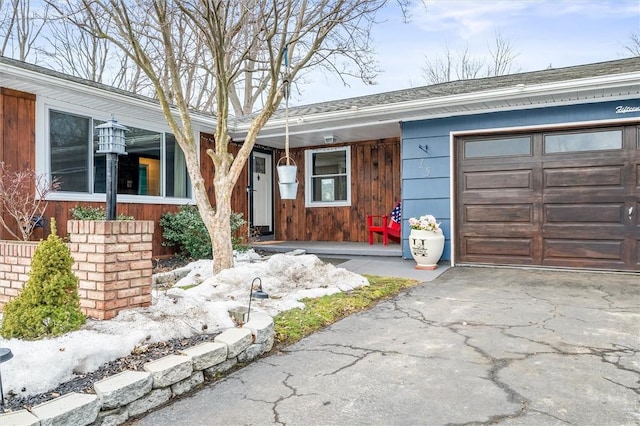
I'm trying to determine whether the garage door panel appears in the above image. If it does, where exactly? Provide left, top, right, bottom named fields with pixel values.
left=462, top=224, right=538, bottom=237
left=464, top=169, right=532, bottom=190
left=465, top=237, right=533, bottom=257
left=465, top=205, right=533, bottom=222
left=544, top=239, right=624, bottom=260
left=544, top=165, right=624, bottom=188
left=543, top=258, right=628, bottom=269
left=543, top=225, right=628, bottom=240
left=545, top=204, right=624, bottom=223
left=543, top=189, right=626, bottom=203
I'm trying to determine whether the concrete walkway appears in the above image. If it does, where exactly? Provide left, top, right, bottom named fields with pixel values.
left=132, top=267, right=639, bottom=425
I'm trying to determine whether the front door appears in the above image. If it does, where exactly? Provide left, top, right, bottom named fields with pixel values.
left=250, top=150, right=274, bottom=236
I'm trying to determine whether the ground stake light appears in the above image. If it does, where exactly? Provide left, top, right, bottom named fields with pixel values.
left=0, top=347, right=13, bottom=411
left=247, top=277, right=269, bottom=322
left=96, top=117, right=128, bottom=220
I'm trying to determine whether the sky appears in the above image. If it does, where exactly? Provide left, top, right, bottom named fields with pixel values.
left=0, top=252, right=368, bottom=400
left=298, top=0, right=640, bottom=104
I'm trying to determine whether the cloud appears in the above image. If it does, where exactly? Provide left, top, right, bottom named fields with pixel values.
left=411, top=0, right=639, bottom=41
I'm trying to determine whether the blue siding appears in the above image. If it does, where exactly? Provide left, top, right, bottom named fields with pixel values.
left=400, top=98, right=640, bottom=260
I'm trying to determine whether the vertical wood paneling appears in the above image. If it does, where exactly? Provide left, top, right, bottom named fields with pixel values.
left=0, top=89, right=36, bottom=240
left=199, top=132, right=250, bottom=239
left=0, top=96, right=399, bottom=252
left=273, top=138, right=401, bottom=242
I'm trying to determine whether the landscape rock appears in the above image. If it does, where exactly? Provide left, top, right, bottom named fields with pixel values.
left=31, top=392, right=100, bottom=426
left=94, top=370, right=153, bottom=409
left=143, top=354, right=193, bottom=388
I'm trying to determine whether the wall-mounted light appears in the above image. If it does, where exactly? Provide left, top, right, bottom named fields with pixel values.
left=323, top=135, right=336, bottom=144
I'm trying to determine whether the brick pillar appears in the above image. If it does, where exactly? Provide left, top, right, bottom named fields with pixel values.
left=68, top=220, right=154, bottom=320
left=0, top=241, right=38, bottom=309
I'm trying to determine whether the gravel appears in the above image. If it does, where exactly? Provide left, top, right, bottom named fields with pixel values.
left=2, top=333, right=220, bottom=412
left=1, top=257, right=215, bottom=413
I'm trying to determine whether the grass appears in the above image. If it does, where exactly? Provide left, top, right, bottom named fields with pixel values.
left=273, top=275, right=419, bottom=347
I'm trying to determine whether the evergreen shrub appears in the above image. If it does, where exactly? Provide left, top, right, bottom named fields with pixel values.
left=0, top=219, right=86, bottom=339
left=70, top=205, right=134, bottom=221
left=159, top=205, right=246, bottom=259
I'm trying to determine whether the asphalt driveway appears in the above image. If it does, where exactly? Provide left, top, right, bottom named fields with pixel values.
left=132, top=266, right=639, bottom=425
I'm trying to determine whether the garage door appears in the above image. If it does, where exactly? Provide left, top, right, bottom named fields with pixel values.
left=456, top=125, right=640, bottom=271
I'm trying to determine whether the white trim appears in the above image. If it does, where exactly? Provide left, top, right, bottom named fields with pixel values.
left=449, top=134, right=457, bottom=267
left=2, top=60, right=214, bottom=128
left=304, top=146, right=352, bottom=208
left=449, top=115, right=640, bottom=138
left=46, top=191, right=194, bottom=205
left=240, top=73, right=640, bottom=132
left=42, top=103, right=196, bottom=203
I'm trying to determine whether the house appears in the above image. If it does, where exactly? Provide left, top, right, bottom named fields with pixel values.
left=1, top=55, right=639, bottom=271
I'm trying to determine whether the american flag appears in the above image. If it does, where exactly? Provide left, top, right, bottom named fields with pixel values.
left=389, top=201, right=401, bottom=231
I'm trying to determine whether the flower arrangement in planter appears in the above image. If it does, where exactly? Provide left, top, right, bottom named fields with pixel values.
left=408, top=214, right=441, bottom=232
left=408, top=214, right=444, bottom=270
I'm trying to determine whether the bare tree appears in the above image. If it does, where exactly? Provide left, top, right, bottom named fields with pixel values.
left=487, top=30, right=519, bottom=77
left=0, top=163, right=59, bottom=241
left=422, top=44, right=484, bottom=84
left=623, top=31, right=640, bottom=57
left=0, top=0, right=50, bottom=61
left=39, top=13, right=115, bottom=82
left=52, top=0, right=401, bottom=274
left=422, top=31, right=520, bottom=84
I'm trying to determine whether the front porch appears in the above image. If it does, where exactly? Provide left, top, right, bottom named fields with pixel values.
left=252, top=240, right=402, bottom=257
left=251, top=240, right=450, bottom=281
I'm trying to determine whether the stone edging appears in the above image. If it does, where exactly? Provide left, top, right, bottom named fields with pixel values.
left=0, top=313, right=274, bottom=426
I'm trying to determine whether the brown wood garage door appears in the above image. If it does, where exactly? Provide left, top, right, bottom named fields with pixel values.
left=456, top=125, right=640, bottom=271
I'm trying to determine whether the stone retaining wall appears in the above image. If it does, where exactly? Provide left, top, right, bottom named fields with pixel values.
left=0, top=313, right=275, bottom=426
left=0, top=220, right=154, bottom=320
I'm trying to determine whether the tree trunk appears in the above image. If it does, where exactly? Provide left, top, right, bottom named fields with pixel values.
left=210, top=182, right=233, bottom=273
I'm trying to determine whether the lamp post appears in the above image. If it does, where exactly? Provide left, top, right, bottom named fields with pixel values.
left=247, top=277, right=269, bottom=322
left=96, top=117, right=128, bottom=220
left=0, top=348, right=13, bottom=412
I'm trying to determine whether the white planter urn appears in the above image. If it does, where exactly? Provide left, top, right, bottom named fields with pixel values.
left=409, top=229, right=445, bottom=270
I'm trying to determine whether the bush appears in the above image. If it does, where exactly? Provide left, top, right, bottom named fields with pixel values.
left=70, top=205, right=134, bottom=221
left=0, top=219, right=86, bottom=340
left=159, top=205, right=246, bottom=259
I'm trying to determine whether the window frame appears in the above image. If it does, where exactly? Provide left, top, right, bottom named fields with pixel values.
left=41, top=103, right=194, bottom=205
left=304, top=146, right=351, bottom=208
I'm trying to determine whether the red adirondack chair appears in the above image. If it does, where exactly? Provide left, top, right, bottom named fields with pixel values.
left=367, top=201, right=401, bottom=245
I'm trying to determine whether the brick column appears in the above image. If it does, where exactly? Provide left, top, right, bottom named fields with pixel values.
left=0, top=241, right=38, bottom=308
left=68, top=220, right=154, bottom=320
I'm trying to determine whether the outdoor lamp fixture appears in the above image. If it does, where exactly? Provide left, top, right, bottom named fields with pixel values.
left=96, top=117, right=128, bottom=220
left=0, top=347, right=13, bottom=411
left=247, top=277, right=269, bottom=322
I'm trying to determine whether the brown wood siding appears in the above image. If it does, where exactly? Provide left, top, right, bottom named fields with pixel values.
left=0, top=91, right=397, bottom=253
left=273, top=138, right=401, bottom=242
left=0, top=88, right=196, bottom=257
left=0, top=88, right=36, bottom=240
left=41, top=201, right=181, bottom=257
left=200, top=133, right=250, bottom=236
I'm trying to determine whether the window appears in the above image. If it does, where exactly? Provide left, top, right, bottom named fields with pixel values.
left=545, top=130, right=622, bottom=153
left=50, top=109, right=190, bottom=199
left=305, top=147, right=351, bottom=207
left=464, top=137, right=531, bottom=158
left=50, top=111, right=91, bottom=192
